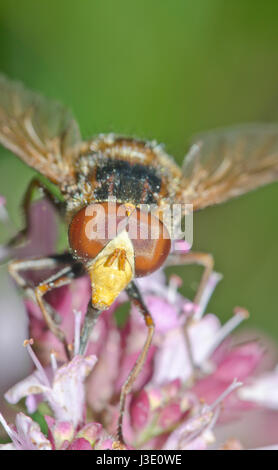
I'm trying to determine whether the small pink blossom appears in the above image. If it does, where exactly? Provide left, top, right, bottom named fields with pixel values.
left=192, top=341, right=265, bottom=420
left=0, top=412, right=113, bottom=450
left=5, top=341, right=97, bottom=428
left=0, top=412, right=52, bottom=450
left=45, top=416, right=114, bottom=450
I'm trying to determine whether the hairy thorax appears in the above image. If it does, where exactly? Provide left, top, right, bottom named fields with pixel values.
left=65, top=134, right=182, bottom=220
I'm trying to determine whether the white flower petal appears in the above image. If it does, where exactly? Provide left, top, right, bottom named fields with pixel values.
left=152, top=314, right=221, bottom=385
left=15, top=413, right=52, bottom=450
left=5, top=371, right=50, bottom=404
left=238, top=366, right=278, bottom=409
left=163, top=410, right=214, bottom=450
left=50, top=355, right=97, bottom=427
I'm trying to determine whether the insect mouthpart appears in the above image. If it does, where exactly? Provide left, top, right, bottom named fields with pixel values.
left=87, top=230, right=135, bottom=310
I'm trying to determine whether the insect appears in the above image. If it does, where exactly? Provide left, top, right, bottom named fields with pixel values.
left=1, top=73, right=278, bottom=445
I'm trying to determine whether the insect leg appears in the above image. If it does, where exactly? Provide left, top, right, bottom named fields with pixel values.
left=7, top=177, right=64, bottom=249
left=8, top=254, right=85, bottom=359
left=116, top=281, right=155, bottom=446
left=165, top=251, right=214, bottom=307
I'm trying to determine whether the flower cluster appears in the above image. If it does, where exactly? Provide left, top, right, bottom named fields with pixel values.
left=0, top=198, right=278, bottom=450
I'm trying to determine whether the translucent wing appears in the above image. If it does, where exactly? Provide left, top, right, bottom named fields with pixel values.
left=0, top=74, right=81, bottom=186
left=181, top=124, right=278, bottom=210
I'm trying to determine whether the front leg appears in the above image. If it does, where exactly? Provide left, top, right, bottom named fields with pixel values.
left=7, top=177, right=64, bottom=249
left=8, top=253, right=85, bottom=360
left=116, top=281, right=155, bottom=446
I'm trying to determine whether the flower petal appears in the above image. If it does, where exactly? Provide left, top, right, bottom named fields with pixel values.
left=15, top=413, right=52, bottom=450
left=13, top=200, right=58, bottom=259
left=238, top=366, right=278, bottom=409
left=51, top=355, right=97, bottom=427
left=76, top=422, right=102, bottom=446
left=45, top=416, right=75, bottom=450
left=163, top=410, right=214, bottom=450
left=68, top=438, right=92, bottom=450
left=214, top=342, right=264, bottom=382
left=5, top=371, right=50, bottom=405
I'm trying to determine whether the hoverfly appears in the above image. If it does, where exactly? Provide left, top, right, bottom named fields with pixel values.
left=1, top=73, right=278, bottom=445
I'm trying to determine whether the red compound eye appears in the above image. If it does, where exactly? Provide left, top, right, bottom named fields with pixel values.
left=68, top=202, right=128, bottom=261
left=127, top=210, right=171, bottom=277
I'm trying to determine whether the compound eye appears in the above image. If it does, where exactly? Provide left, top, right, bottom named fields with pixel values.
left=69, top=205, right=104, bottom=261
left=129, top=210, right=171, bottom=277
left=68, top=202, right=128, bottom=261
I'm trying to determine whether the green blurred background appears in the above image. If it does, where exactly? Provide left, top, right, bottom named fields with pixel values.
left=0, top=0, right=278, bottom=339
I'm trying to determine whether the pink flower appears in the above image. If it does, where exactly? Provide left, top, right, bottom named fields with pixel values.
left=1, top=199, right=277, bottom=450
left=192, top=341, right=265, bottom=421
left=0, top=199, right=58, bottom=264
left=26, top=276, right=92, bottom=364
left=0, top=340, right=115, bottom=450
left=0, top=412, right=113, bottom=450
left=45, top=417, right=114, bottom=450
left=0, top=412, right=52, bottom=450
left=5, top=340, right=97, bottom=428
left=83, top=272, right=264, bottom=448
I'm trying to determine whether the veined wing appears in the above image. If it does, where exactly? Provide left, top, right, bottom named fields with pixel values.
left=0, top=74, right=81, bottom=186
left=181, top=123, right=278, bottom=210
